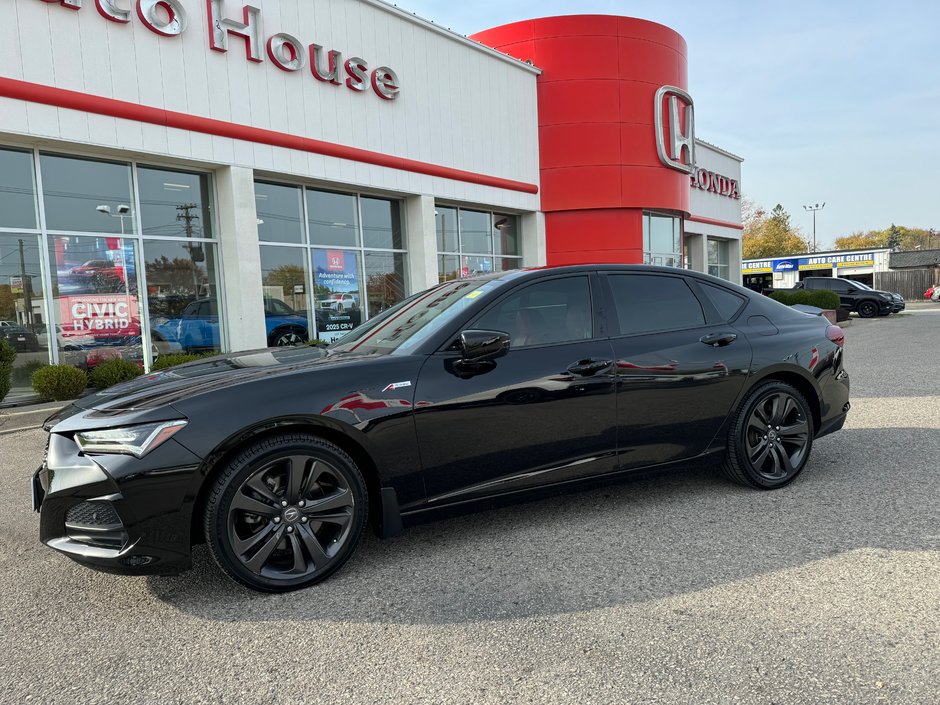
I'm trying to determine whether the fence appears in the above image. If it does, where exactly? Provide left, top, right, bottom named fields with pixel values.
left=875, top=268, right=938, bottom=300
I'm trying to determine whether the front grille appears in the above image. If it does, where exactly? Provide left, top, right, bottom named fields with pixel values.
left=65, top=501, right=121, bottom=528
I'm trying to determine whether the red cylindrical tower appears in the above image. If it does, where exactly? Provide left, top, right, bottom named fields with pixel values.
left=472, top=15, right=691, bottom=265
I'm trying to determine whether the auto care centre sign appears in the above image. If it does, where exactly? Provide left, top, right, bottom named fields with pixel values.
left=38, top=0, right=401, bottom=100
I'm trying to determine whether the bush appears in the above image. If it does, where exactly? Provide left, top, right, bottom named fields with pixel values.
left=306, top=339, right=330, bottom=347
left=151, top=353, right=210, bottom=371
left=769, top=289, right=841, bottom=311
left=0, top=338, right=15, bottom=403
left=32, top=364, right=88, bottom=402
left=89, top=358, right=143, bottom=389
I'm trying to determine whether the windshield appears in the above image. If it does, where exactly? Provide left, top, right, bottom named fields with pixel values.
left=852, top=281, right=872, bottom=290
left=330, top=274, right=506, bottom=354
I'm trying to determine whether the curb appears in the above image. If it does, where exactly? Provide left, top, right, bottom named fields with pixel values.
left=0, top=401, right=72, bottom=436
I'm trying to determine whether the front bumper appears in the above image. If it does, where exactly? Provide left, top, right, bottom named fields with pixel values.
left=892, top=299, right=905, bottom=312
left=34, top=432, right=203, bottom=576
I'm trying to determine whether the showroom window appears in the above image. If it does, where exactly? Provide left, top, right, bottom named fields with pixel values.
left=0, top=146, right=223, bottom=380
left=436, top=206, right=522, bottom=283
left=643, top=212, right=684, bottom=268
left=255, top=182, right=408, bottom=344
left=708, top=239, right=730, bottom=280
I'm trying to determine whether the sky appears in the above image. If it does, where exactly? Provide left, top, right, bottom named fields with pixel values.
left=398, top=0, right=940, bottom=249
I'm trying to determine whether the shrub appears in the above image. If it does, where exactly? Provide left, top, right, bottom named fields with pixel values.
left=306, top=339, right=330, bottom=347
left=769, top=289, right=841, bottom=311
left=89, top=358, right=143, bottom=389
left=11, top=360, right=45, bottom=387
left=32, top=364, right=88, bottom=402
left=151, top=353, right=210, bottom=371
left=0, top=338, right=15, bottom=403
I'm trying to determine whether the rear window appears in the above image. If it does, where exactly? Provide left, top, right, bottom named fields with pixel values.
left=699, top=282, right=746, bottom=320
left=607, top=274, right=705, bottom=335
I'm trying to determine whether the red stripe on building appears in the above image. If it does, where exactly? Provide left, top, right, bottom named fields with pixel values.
left=0, top=76, right=539, bottom=195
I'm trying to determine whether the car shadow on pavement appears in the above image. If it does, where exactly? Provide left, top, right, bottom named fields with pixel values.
left=146, top=426, right=939, bottom=625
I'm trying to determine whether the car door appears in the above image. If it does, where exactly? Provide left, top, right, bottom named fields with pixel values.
left=602, top=272, right=753, bottom=470
left=413, top=273, right=618, bottom=504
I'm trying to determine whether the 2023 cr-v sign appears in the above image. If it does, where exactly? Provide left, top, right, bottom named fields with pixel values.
left=38, top=0, right=401, bottom=100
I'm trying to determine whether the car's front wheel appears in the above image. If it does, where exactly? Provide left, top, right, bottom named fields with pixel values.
left=204, top=433, right=368, bottom=592
left=269, top=327, right=307, bottom=347
left=857, top=300, right=878, bottom=318
left=722, top=381, right=814, bottom=489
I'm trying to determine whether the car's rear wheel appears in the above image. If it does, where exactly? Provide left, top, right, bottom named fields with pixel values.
left=722, top=381, right=813, bottom=489
left=269, top=326, right=307, bottom=347
left=857, top=300, right=878, bottom=318
left=204, top=433, right=368, bottom=592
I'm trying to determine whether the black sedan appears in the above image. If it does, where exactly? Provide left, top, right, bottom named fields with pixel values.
left=33, top=266, right=850, bottom=592
left=1, top=324, right=40, bottom=352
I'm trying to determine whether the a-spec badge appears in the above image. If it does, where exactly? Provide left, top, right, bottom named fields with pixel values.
left=382, top=381, right=412, bottom=392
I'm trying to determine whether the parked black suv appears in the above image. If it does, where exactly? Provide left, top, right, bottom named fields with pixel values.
left=768, top=277, right=901, bottom=318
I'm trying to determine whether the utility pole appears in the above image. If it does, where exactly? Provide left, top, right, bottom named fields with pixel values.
left=803, top=203, right=825, bottom=252
left=176, top=204, right=202, bottom=294
left=18, top=238, right=33, bottom=331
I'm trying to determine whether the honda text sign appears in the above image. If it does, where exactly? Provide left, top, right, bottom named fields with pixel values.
left=654, top=85, right=695, bottom=174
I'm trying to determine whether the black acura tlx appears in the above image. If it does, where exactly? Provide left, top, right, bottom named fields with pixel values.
left=32, top=265, right=850, bottom=592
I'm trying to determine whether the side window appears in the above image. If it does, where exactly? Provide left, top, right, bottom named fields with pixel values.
left=828, top=279, right=848, bottom=293
left=473, top=276, right=593, bottom=348
left=699, top=282, right=746, bottom=320
left=608, top=274, right=705, bottom=335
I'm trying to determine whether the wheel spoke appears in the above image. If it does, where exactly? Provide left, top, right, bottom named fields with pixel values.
left=769, top=394, right=783, bottom=425
left=244, top=474, right=281, bottom=505
left=773, top=444, right=795, bottom=476
left=286, top=455, right=310, bottom=503
left=779, top=419, right=809, bottom=440
left=297, top=523, right=329, bottom=566
left=301, top=460, right=325, bottom=497
left=231, top=491, right=279, bottom=518
left=288, top=533, right=306, bottom=573
left=782, top=396, right=797, bottom=421
left=232, top=523, right=275, bottom=556
left=302, top=488, right=352, bottom=517
left=243, top=529, right=282, bottom=572
left=753, top=402, right=770, bottom=426
left=749, top=439, right=771, bottom=468
left=768, top=442, right=783, bottom=476
left=747, top=415, right=767, bottom=435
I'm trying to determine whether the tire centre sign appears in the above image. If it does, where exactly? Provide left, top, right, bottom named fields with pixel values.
left=38, top=0, right=401, bottom=100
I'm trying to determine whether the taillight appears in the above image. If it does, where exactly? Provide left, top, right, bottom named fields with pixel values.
left=826, top=324, right=845, bottom=348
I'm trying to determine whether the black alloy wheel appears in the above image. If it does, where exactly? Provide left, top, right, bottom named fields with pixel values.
left=270, top=327, right=307, bottom=347
left=204, top=434, right=367, bottom=592
left=722, top=381, right=814, bottom=489
left=857, top=301, right=878, bottom=318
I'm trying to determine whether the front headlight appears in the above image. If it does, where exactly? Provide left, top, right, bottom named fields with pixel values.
left=74, top=420, right=188, bottom=458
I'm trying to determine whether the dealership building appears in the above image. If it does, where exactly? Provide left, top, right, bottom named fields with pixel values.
left=0, top=0, right=743, bottom=385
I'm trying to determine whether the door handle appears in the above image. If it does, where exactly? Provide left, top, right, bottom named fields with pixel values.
left=567, top=359, right=613, bottom=376
left=700, top=332, right=737, bottom=348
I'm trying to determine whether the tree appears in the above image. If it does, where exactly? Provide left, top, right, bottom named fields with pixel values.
left=886, top=224, right=902, bottom=251
left=0, top=285, right=13, bottom=321
left=263, top=264, right=305, bottom=293
left=833, top=230, right=886, bottom=251
left=742, top=203, right=810, bottom=259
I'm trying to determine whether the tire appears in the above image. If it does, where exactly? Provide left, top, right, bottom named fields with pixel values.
left=857, top=300, right=878, bottom=318
left=268, top=327, right=307, bottom=347
left=204, top=433, right=368, bottom=592
left=335, top=303, right=345, bottom=313
left=722, top=381, right=814, bottom=489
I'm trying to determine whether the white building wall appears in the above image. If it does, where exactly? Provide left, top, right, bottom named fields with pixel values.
left=0, top=0, right=541, bottom=212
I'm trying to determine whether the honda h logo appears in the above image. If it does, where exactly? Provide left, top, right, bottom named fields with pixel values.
left=654, top=85, right=695, bottom=174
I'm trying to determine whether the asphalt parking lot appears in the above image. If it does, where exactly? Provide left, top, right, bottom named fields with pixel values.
left=1, top=307, right=938, bottom=704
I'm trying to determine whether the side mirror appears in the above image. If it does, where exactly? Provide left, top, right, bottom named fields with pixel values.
left=459, top=329, right=510, bottom=362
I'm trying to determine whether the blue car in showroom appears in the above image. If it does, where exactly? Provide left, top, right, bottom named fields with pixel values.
left=151, top=297, right=309, bottom=353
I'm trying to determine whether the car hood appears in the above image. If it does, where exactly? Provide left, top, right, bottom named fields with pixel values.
left=45, top=346, right=390, bottom=433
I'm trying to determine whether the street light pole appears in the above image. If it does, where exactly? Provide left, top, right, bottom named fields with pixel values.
left=803, top=203, right=826, bottom=252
